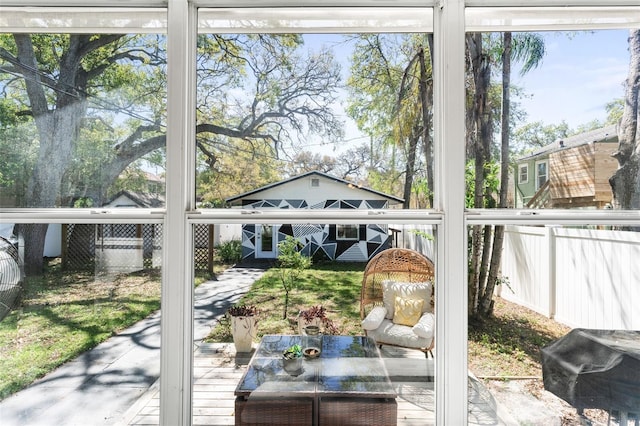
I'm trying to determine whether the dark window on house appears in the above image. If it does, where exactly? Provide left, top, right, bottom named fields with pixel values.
left=336, top=224, right=358, bottom=240
left=536, top=160, right=548, bottom=190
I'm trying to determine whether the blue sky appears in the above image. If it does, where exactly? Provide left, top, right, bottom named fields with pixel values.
left=512, top=29, right=630, bottom=130
left=301, top=30, right=632, bottom=155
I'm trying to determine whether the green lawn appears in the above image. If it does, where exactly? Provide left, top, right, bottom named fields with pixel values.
left=0, top=260, right=162, bottom=400
left=205, top=262, right=367, bottom=342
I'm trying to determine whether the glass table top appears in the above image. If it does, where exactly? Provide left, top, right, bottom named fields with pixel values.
left=235, top=335, right=396, bottom=398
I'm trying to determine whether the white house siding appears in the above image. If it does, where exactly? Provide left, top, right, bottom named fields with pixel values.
left=501, top=225, right=640, bottom=330
left=235, top=173, right=398, bottom=262
left=243, top=174, right=394, bottom=206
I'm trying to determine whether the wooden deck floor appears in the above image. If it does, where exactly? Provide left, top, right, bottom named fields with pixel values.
left=123, top=343, right=502, bottom=426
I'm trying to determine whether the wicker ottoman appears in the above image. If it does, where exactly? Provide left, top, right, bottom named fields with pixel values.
left=318, top=397, right=397, bottom=426
left=235, top=396, right=313, bottom=426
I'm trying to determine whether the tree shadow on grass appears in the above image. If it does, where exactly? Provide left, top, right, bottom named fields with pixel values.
left=468, top=299, right=570, bottom=375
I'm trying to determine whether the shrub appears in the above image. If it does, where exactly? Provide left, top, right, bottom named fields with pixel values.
left=217, top=240, right=242, bottom=263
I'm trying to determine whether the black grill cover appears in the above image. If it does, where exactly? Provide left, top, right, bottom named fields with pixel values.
left=541, top=329, right=640, bottom=412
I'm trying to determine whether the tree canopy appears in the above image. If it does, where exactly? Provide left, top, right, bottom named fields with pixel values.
left=0, top=32, right=345, bottom=271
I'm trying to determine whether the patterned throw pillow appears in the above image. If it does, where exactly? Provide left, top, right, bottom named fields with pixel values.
left=393, top=296, right=424, bottom=327
left=382, top=280, right=433, bottom=319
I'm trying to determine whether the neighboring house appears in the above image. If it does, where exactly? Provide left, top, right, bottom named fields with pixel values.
left=226, top=171, right=404, bottom=262
left=104, top=189, right=166, bottom=209
left=514, top=125, right=619, bottom=209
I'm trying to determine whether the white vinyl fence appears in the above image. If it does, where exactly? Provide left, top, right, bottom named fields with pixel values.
left=390, top=224, right=435, bottom=261
left=501, top=225, right=640, bottom=330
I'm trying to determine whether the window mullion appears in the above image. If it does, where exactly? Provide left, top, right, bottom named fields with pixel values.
left=434, top=0, right=468, bottom=424
left=161, top=0, right=194, bottom=425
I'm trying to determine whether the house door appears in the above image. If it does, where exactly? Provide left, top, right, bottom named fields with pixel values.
left=255, top=224, right=277, bottom=258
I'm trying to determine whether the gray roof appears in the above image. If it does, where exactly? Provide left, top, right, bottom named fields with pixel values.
left=226, top=170, right=404, bottom=205
left=518, top=124, right=618, bottom=161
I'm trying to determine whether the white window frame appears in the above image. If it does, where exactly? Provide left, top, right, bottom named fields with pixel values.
left=4, top=2, right=640, bottom=426
left=535, top=159, right=548, bottom=190
left=518, top=164, right=529, bottom=184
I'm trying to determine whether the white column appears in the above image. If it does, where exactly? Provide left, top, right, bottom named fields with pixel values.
left=162, top=0, right=195, bottom=424
left=434, top=0, right=468, bottom=424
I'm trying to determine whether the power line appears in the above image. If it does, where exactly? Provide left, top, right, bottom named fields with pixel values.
left=0, top=50, right=161, bottom=126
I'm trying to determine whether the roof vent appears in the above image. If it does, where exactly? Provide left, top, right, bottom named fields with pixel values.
left=311, top=178, right=320, bottom=187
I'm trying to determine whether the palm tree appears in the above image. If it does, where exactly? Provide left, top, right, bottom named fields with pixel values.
left=469, top=32, right=545, bottom=318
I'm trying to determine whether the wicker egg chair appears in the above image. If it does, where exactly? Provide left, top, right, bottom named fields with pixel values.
left=360, top=248, right=435, bottom=356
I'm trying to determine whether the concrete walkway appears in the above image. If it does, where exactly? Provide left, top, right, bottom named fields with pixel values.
left=0, top=266, right=266, bottom=426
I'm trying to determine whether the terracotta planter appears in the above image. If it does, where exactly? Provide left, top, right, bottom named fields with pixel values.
left=231, top=315, right=257, bottom=353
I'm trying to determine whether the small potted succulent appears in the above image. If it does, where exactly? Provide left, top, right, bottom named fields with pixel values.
left=282, top=343, right=303, bottom=374
left=228, top=305, right=259, bottom=353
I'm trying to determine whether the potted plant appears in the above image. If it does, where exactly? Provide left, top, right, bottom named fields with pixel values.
left=228, top=305, right=259, bottom=353
left=282, top=343, right=303, bottom=374
left=297, top=305, right=338, bottom=335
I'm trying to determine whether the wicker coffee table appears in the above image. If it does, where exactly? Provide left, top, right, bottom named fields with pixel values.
left=234, top=335, right=397, bottom=426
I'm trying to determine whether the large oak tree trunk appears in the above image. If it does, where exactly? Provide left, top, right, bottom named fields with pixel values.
left=14, top=34, right=89, bottom=273
left=611, top=30, right=640, bottom=211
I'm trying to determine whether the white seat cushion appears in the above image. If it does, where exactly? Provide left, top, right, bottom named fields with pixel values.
left=366, top=318, right=433, bottom=349
left=361, top=306, right=387, bottom=331
left=412, top=312, right=435, bottom=340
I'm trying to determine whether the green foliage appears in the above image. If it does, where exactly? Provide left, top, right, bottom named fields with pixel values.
left=512, top=121, right=570, bottom=155
left=196, top=138, right=282, bottom=204
left=73, top=197, right=94, bottom=208
left=605, top=98, right=624, bottom=125
left=217, top=240, right=243, bottom=264
left=346, top=33, right=433, bottom=203
left=283, top=344, right=302, bottom=359
left=465, top=160, right=501, bottom=209
left=277, top=236, right=312, bottom=271
left=408, top=229, right=434, bottom=242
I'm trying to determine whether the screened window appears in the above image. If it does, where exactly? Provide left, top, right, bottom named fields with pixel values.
left=0, top=30, right=167, bottom=209
left=3, top=3, right=640, bottom=426
left=0, top=8, right=167, bottom=425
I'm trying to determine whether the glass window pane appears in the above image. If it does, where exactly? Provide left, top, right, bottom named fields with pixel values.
left=336, top=224, right=359, bottom=240
left=464, top=29, right=637, bottom=211
left=194, top=30, right=435, bottom=210
left=194, top=8, right=437, bottom=423
left=0, top=222, right=162, bottom=423
left=469, top=223, right=638, bottom=424
left=190, top=221, right=437, bottom=426
left=0, top=32, right=167, bottom=209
